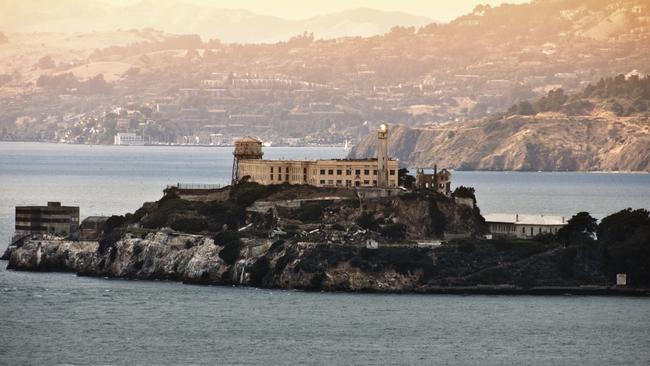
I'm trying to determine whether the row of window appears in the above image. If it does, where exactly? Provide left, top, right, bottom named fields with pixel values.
left=319, top=179, right=377, bottom=187
left=318, top=169, right=396, bottom=176
left=270, top=167, right=308, bottom=174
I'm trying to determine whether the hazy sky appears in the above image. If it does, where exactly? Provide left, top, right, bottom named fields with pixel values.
left=169, top=0, right=529, bottom=21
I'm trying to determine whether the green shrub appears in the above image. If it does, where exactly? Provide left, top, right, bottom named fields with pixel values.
left=219, top=241, right=241, bottom=265
left=428, top=202, right=446, bottom=236
left=356, top=211, right=378, bottom=230
left=249, top=257, right=270, bottom=286
left=214, top=230, right=240, bottom=247
left=298, top=202, right=324, bottom=222
left=380, top=223, right=407, bottom=240
left=169, top=215, right=208, bottom=233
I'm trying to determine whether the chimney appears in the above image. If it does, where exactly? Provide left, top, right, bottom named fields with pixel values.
left=515, top=214, right=519, bottom=222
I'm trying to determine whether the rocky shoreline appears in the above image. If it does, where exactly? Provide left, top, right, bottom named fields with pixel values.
left=4, top=183, right=649, bottom=296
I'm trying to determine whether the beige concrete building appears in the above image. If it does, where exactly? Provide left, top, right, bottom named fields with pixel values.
left=484, top=213, right=567, bottom=239
left=234, top=125, right=399, bottom=188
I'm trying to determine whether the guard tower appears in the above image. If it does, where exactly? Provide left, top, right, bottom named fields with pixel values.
left=232, top=136, right=263, bottom=184
left=376, top=123, right=389, bottom=188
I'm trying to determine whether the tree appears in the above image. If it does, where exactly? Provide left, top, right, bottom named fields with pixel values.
left=516, top=101, right=536, bottom=115
left=597, top=208, right=650, bottom=244
left=557, top=212, right=597, bottom=246
left=398, top=168, right=415, bottom=189
left=452, top=186, right=476, bottom=203
left=37, top=55, right=56, bottom=69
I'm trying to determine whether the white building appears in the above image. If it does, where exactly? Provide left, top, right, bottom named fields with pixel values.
left=114, top=132, right=145, bottom=146
left=484, top=213, right=567, bottom=239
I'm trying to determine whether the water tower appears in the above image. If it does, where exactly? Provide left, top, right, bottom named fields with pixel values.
left=232, top=136, right=263, bottom=184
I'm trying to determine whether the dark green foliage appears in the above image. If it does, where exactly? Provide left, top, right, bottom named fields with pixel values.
left=103, top=215, right=126, bottom=232
left=270, top=239, right=285, bottom=251
left=558, top=247, right=577, bottom=279
left=249, top=257, right=270, bottom=286
left=356, top=211, right=378, bottom=230
left=309, top=272, right=327, bottom=290
left=557, top=212, right=597, bottom=246
left=398, top=168, right=416, bottom=189
left=218, top=241, right=241, bottom=265
left=297, top=202, right=324, bottom=222
left=98, top=229, right=122, bottom=254
left=428, top=202, right=446, bottom=236
left=359, top=247, right=434, bottom=276
left=229, top=182, right=275, bottom=207
left=536, top=88, right=568, bottom=112
left=514, top=100, right=536, bottom=115
left=599, top=208, right=650, bottom=286
left=452, top=186, right=476, bottom=203
left=597, top=208, right=650, bottom=244
left=380, top=223, right=407, bottom=240
left=169, top=216, right=208, bottom=233
left=331, top=223, right=345, bottom=231
left=214, top=230, right=240, bottom=247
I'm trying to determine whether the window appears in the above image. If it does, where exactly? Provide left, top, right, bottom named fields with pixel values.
left=328, top=180, right=333, bottom=185
left=303, top=168, right=307, bottom=174
left=328, top=169, right=334, bottom=175
left=355, top=169, right=361, bottom=175
left=346, top=170, right=351, bottom=175
left=286, top=174, right=289, bottom=181
left=355, top=181, right=361, bottom=187
left=364, top=180, right=370, bottom=184
left=336, top=180, right=342, bottom=186
left=278, top=174, right=281, bottom=180
left=320, top=180, right=325, bottom=184
left=364, top=169, right=370, bottom=175
left=373, top=170, right=377, bottom=175
left=389, top=170, right=395, bottom=176
left=336, top=169, right=342, bottom=175
left=522, top=227, right=525, bottom=234
left=278, top=167, right=282, bottom=173
left=270, top=174, right=273, bottom=180
left=270, top=167, right=274, bottom=173
left=320, top=169, right=326, bottom=175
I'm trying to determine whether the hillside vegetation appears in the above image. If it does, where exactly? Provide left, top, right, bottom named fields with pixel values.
left=350, top=75, right=650, bottom=171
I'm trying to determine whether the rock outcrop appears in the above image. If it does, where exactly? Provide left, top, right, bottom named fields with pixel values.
left=349, top=116, right=650, bottom=172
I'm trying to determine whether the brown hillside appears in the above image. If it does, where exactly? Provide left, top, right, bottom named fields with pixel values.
left=349, top=116, right=650, bottom=172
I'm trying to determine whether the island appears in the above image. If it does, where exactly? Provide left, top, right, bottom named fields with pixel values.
left=3, top=126, right=649, bottom=295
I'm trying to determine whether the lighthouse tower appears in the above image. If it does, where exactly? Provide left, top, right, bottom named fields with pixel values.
left=376, top=123, right=389, bottom=188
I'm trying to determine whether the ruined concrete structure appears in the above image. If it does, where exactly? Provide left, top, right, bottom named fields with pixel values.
left=415, top=167, right=452, bottom=196
left=234, top=125, right=398, bottom=188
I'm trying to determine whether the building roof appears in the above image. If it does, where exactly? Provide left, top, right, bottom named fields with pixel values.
left=484, top=213, right=566, bottom=226
left=236, top=136, right=262, bottom=143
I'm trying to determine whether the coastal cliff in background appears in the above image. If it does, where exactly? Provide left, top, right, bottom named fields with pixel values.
left=349, top=76, right=650, bottom=171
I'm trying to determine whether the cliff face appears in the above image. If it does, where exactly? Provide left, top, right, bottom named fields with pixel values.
left=6, top=229, right=617, bottom=292
left=349, top=116, right=650, bottom=171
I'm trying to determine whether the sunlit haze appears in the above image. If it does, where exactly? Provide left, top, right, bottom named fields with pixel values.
left=181, top=0, right=530, bottom=21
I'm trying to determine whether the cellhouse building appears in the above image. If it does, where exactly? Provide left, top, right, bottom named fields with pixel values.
left=233, top=124, right=399, bottom=188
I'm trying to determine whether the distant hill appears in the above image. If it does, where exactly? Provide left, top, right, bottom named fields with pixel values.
left=349, top=75, right=650, bottom=172
left=0, top=1, right=433, bottom=43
